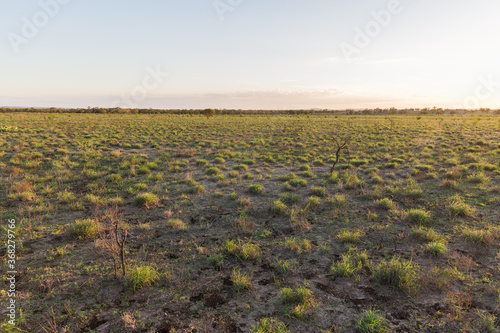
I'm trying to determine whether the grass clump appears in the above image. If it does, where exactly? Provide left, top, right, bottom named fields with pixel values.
left=373, top=256, right=420, bottom=295
left=449, top=195, right=476, bottom=217
left=107, top=173, right=122, bottom=182
left=283, top=237, right=311, bottom=254
left=408, top=209, right=431, bottom=225
left=330, top=248, right=368, bottom=279
left=126, top=266, right=159, bottom=291
left=248, top=184, right=264, bottom=194
left=327, top=194, right=346, bottom=207
left=231, top=269, right=252, bottom=291
left=424, top=241, right=448, bottom=257
left=279, top=284, right=317, bottom=318
left=357, top=310, right=389, bottom=333
left=310, top=186, right=326, bottom=197
left=251, top=318, right=289, bottom=333
left=68, top=219, right=99, bottom=240
left=167, top=219, right=188, bottom=230
left=461, top=226, right=499, bottom=246
left=411, top=226, right=443, bottom=242
left=135, top=192, right=159, bottom=208
left=206, top=167, right=221, bottom=175
left=273, top=259, right=299, bottom=273
left=375, top=198, right=394, bottom=210
left=208, top=254, right=225, bottom=268
left=223, top=240, right=262, bottom=262
left=336, top=230, right=364, bottom=243
left=271, top=200, right=288, bottom=214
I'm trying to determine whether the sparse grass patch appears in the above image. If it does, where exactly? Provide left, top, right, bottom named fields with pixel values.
left=336, top=230, right=364, bottom=243
left=167, top=219, right=188, bottom=230
left=273, top=259, right=299, bottom=273
left=283, top=237, right=311, bottom=254
left=411, top=226, right=443, bottom=242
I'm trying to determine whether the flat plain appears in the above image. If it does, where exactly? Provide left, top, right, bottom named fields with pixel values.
left=1, top=113, right=499, bottom=332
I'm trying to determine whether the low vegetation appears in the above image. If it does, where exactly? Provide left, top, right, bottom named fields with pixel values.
left=1, top=113, right=499, bottom=332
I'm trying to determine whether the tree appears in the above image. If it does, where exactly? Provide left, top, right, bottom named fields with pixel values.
left=330, top=133, right=351, bottom=173
left=94, top=206, right=128, bottom=277
left=203, top=108, right=216, bottom=118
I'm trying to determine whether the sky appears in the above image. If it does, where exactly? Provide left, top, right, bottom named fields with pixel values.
left=0, top=0, right=499, bottom=110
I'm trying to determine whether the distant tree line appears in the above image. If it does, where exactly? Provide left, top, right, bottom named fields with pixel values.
left=0, top=107, right=499, bottom=115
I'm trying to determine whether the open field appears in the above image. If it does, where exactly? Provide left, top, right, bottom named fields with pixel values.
left=1, top=113, right=499, bottom=332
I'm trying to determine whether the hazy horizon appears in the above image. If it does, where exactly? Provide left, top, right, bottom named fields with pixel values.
left=1, top=0, right=499, bottom=110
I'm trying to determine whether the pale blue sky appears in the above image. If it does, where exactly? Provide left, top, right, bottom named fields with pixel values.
left=1, top=0, right=499, bottom=109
